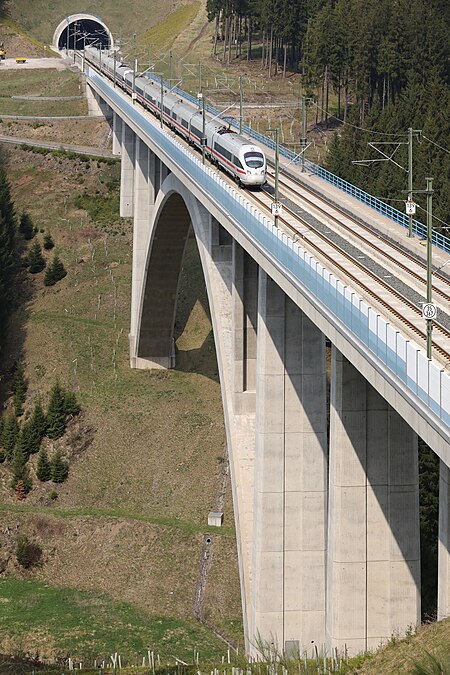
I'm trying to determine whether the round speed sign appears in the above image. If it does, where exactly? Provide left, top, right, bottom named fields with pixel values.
left=422, top=303, right=437, bottom=320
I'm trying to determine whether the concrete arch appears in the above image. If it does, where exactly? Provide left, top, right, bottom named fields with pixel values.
left=52, top=14, right=113, bottom=52
left=134, top=173, right=222, bottom=370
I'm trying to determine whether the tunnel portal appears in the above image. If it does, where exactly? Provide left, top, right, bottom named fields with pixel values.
left=53, top=14, right=113, bottom=52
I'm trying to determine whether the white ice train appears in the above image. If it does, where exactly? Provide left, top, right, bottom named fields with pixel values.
left=84, top=46, right=267, bottom=187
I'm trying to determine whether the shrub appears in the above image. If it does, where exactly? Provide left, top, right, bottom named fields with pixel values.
left=50, top=449, right=69, bottom=483
left=16, top=536, right=42, bottom=569
left=19, top=211, right=35, bottom=240
left=11, top=443, right=32, bottom=493
left=43, top=232, right=55, bottom=250
left=64, top=391, right=81, bottom=416
left=27, top=241, right=46, bottom=274
left=44, top=255, right=67, bottom=286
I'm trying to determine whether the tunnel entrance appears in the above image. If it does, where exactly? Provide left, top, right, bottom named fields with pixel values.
left=53, top=14, right=113, bottom=52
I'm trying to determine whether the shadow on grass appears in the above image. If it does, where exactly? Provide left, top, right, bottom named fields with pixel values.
left=174, top=234, right=219, bottom=383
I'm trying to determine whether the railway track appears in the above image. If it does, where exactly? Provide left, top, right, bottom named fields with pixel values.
left=247, top=188, right=450, bottom=363
left=265, top=166, right=450, bottom=306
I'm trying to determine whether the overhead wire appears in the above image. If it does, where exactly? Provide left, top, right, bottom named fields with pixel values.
left=421, top=134, right=450, bottom=156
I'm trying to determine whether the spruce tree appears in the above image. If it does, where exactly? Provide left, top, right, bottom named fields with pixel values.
left=27, top=240, right=46, bottom=274
left=36, top=447, right=51, bottom=482
left=11, top=443, right=32, bottom=492
left=46, top=382, right=66, bottom=439
left=50, top=449, right=69, bottom=483
left=29, top=399, right=46, bottom=452
left=43, top=232, right=55, bottom=250
left=0, top=417, right=3, bottom=462
left=19, top=211, right=35, bottom=240
left=16, top=421, right=33, bottom=461
left=2, top=412, right=19, bottom=460
left=44, top=255, right=67, bottom=286
left=12, top=363, right=27, bottom=417
left=64, top=391, right=81, bottom=416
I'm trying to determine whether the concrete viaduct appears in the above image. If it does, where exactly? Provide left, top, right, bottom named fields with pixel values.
left=79, top=57, right=450, bottom=658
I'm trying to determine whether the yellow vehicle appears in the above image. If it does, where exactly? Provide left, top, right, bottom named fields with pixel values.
left=16, top=57, right=27, bottom=64
left=0, top=43, right=6, bottom=60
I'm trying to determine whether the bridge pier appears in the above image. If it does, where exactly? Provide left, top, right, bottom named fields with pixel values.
left=250, top=271, right=327, bottom=656
left=233, top=243, right=258, bottom=415
left=120, top=123, right=135, bottom=217
left=438, top=462, right=450, bottom=620
left=112, top=112, right=122, bottom=156
left=326, top=347, right=420, bottom=654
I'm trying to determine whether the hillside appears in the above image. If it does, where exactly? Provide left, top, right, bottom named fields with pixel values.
left=0, top=143, right=242, bottom=660
left=5, top=0, right=201, bottom=46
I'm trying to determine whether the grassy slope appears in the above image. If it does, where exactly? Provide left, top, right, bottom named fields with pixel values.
left=348, top=618, right=450, bottom=674
left=0, top=69, right=87, bottom=117
left=0, top=578, right=225, bottom=662
left=6, top=0, right=196, bottom=46
left=0, top=146, right=241, bottom=659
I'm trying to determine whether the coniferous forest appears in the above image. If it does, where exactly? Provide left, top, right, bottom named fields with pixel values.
left=0, top=149, right=17, bottom=358
left=207, top=0, right=450, bottom=227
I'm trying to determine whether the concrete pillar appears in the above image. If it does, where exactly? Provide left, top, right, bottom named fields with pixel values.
left=120, top=123, right=135, bottom=217
left=438, top=461, right=450, bottom=620
left=232, top=241, right=258, bottom=415
left=85, top=82, right=103, bottom=117
left=326, top=346, right=420, bottom=655
left=250, top=271, right=327, bottom=656
left=148, top=150, right=157, bottom=205
left=130, top=136, right=154, bottom=365
left=112, top=112, right=122, bottom=156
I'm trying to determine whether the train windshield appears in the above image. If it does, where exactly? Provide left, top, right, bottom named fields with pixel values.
left=244, top=152, right=264, bottom=168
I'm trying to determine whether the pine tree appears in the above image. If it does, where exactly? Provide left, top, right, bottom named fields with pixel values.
left=2, top=412, right=19, bottom=460
left=0, top=149, right=17, bottom=358
left=11, top=442, right=32, bottom=492
left=19, top=211, right=35, bottom=240
left=36, top=447, right=51, bottom=482
left=46, top=382, right=66, bottom=439
left=43, top=232, right=55, bottom=250
left=27, top=240, right=46, bottom=274
left=50, top=449, right=69, bottom=483
left=12, top=363, right=27, bottom=417
left=64, top=391, right=81, bottom=416
left=44, top=255, right=67, bottom=286
left=29, top=399, right=46, bottom=453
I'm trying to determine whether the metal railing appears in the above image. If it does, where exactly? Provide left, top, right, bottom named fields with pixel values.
left=145, top=72, right=450, bottom=254
left=90, top=67, right=450, bottom=432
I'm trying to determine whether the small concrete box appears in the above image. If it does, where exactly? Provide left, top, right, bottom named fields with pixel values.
left=208, top=511, right=223, bottom=527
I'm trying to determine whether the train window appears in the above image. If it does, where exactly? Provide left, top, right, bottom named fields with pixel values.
left=214, top=143, right=231, bottom=160
left=181, top=120, right=188, bottom=128
left=191, top=126, right=202, bottom=138
left=163, top=106, right=171, bottom=115
left=244, top=152, right=264, bottom=168
left=234, top=156, right=244, bottom=169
